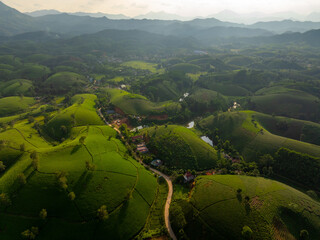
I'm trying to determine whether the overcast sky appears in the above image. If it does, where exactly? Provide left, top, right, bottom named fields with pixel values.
left=3, top=0, right=320, bottom=16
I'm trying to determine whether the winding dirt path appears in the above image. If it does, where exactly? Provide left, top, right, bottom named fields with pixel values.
left=147, top=166, right=177, bottom=240
left=97, top=108, right=177, bottom=239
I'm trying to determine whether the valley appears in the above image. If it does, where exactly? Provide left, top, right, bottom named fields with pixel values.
left=0, top=1, right=319, bottom=239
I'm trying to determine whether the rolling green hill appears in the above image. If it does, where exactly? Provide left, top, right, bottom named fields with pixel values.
left=251, top=88, right=320, bottom=122
left=0, top=96, right=35, bottom=117
left=253, top=111, right=320, bottom=146
left=187, top=88, right=228, bottom=113
left=199, top=111, right=320, bottom=160
left=171, top=175, right=320, bottom=240
left=44, top=72, right=86, bottom=92
left=143, top=125, right=218, bottom=170
left=121, top=61, right=164, bottom=74
left=16, top=64, right=51, bottom=81
left=104, top=88, right=181, bottom=116
left=169, top=63, right=201, bottom=74
left=0, top=112, right=161, bottom=239
left=44, top=94, right=103, bottom=140
left=0, top=79, right=33, bottom=96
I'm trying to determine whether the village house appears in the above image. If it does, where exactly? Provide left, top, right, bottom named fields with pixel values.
left=184, top=172, right=195, bottom=182
left=131, top=135, right=144, bottom=142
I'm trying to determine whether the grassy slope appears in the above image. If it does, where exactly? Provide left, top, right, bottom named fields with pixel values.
left=143, top=125, right=218, bottom=170
left=251, top=88, right=320, bottom=122
left=0, top=96, right=35, bottom=117
left=169, top=63, right=201, bottom=74
left=0, top=121, right=158, bottom=240
left=45, top=94, right=103, bottom=140
left=173, top=175, right=320, bottom=240
left=0, top=79, right=33, bottom=96
left=44, top=72, right=86, bottom=89
left=121, top=61, right=164, bottom=74
left=253, top=111, right=320, bottom=146
left=199, top=111, right=320, bottom=160
left=105, top=88, right=180, bottom=116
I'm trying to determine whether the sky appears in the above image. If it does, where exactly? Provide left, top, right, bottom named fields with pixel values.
left=3, top=0, right=320, bottom=17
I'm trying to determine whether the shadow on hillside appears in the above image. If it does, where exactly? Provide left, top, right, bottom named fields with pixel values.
left=73, top=171, right=93, bottom=195
left=71, top=144, right=81, bottom=154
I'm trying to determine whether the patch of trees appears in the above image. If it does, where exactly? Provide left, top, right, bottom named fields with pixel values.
left=274, top=148, right=320, bottom=190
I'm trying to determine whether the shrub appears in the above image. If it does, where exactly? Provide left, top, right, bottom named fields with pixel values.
left=21, top=227, right=38, bottom=239
left=68, top=192, right=76, bottom=201
left=17, top=173, right=27, bottom=185
left=97, top=205, right=108, bottom=221
left=39, top=209, right=47, bottom=220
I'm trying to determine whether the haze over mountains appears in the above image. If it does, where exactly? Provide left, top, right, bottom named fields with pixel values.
left=25, top=8, right=320, bottom=23
left=0, top=0, right=319, bottom=49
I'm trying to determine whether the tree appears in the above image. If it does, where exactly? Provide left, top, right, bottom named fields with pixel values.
left=28, top=116, right=35, bottom=124
left=39, top=209, right=47, bottom=220
left=79, top=136, right=86, bottom=145
left=171, top=205, right=187, bottom=230
left=17, top=173, right=27, bottom=185
left=0, top=161, right=6, bottom=172
left=32, top=159, right=39, bottom=171
left=68, top=192, right=76, bottom=201
left=85, top=160, right=96, bottom=171
left=252, top=168, right=260, bottom=177
left=0, top=192, right=11, bottom=206
left=30, top=151, right=38, bottom=160
left=9, top=120, right=15, bottom=128
left=97, top=205, right=108, bottom=221
left=21, top=226, right=39, bottom=239
left=56, top=171, right=68, bottom=190
left=20, top=143, right=26, bottom=152
left=258, top=154, right=274, bottom=169
left=242, top=226, right=253, bottom=239
left=300, top=229, right=309, bottom=240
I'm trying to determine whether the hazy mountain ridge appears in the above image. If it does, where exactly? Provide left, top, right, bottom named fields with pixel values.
left=25, top=9, right=130, bottom=20
left=0, top=1, right=319, bottom=44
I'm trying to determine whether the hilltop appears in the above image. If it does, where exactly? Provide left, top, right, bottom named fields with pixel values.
left=0, top=94, right=164, bottom=239
left=142, top=125, right=218, bottom=170
left=171, top=175, right=320, bottom=239
left=199, top=110, right=320, bottom=160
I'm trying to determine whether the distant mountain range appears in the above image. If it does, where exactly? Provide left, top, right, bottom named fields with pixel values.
left=0, top=0, right=320, bottom=47
left=25, top=8, right=320, bottom=24
left=25, top=9, right=130, bottom=20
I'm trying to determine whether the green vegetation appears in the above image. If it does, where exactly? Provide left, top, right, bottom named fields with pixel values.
left=16, top=64, right=50, bottom=81
left=171, top=175, right=320, bottom=239
left=103, top=88, right=180, bottom=116
left=44, top=94, right=103, bottom=140
left=0, top=110, right=159, bottom=239
left=169, top=63, right=201, bottom=73
left=199, top=111, right=320, bottom=160
left=0, top=79, right=33, bottom=96
left=0, top=96, right=35, bottom=117
left=251, top=89, right=320, bottom=122
left=143, top=125, right=218, bottom=170
left=121, top=61, right=164, bottom=74
left=44, top=72, right=86, bottom=93
left=253, top=111, right=320, bottom=145
left=1, top=6, right=320, bottom=239
left=187, top=88, right=228, bottom=113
